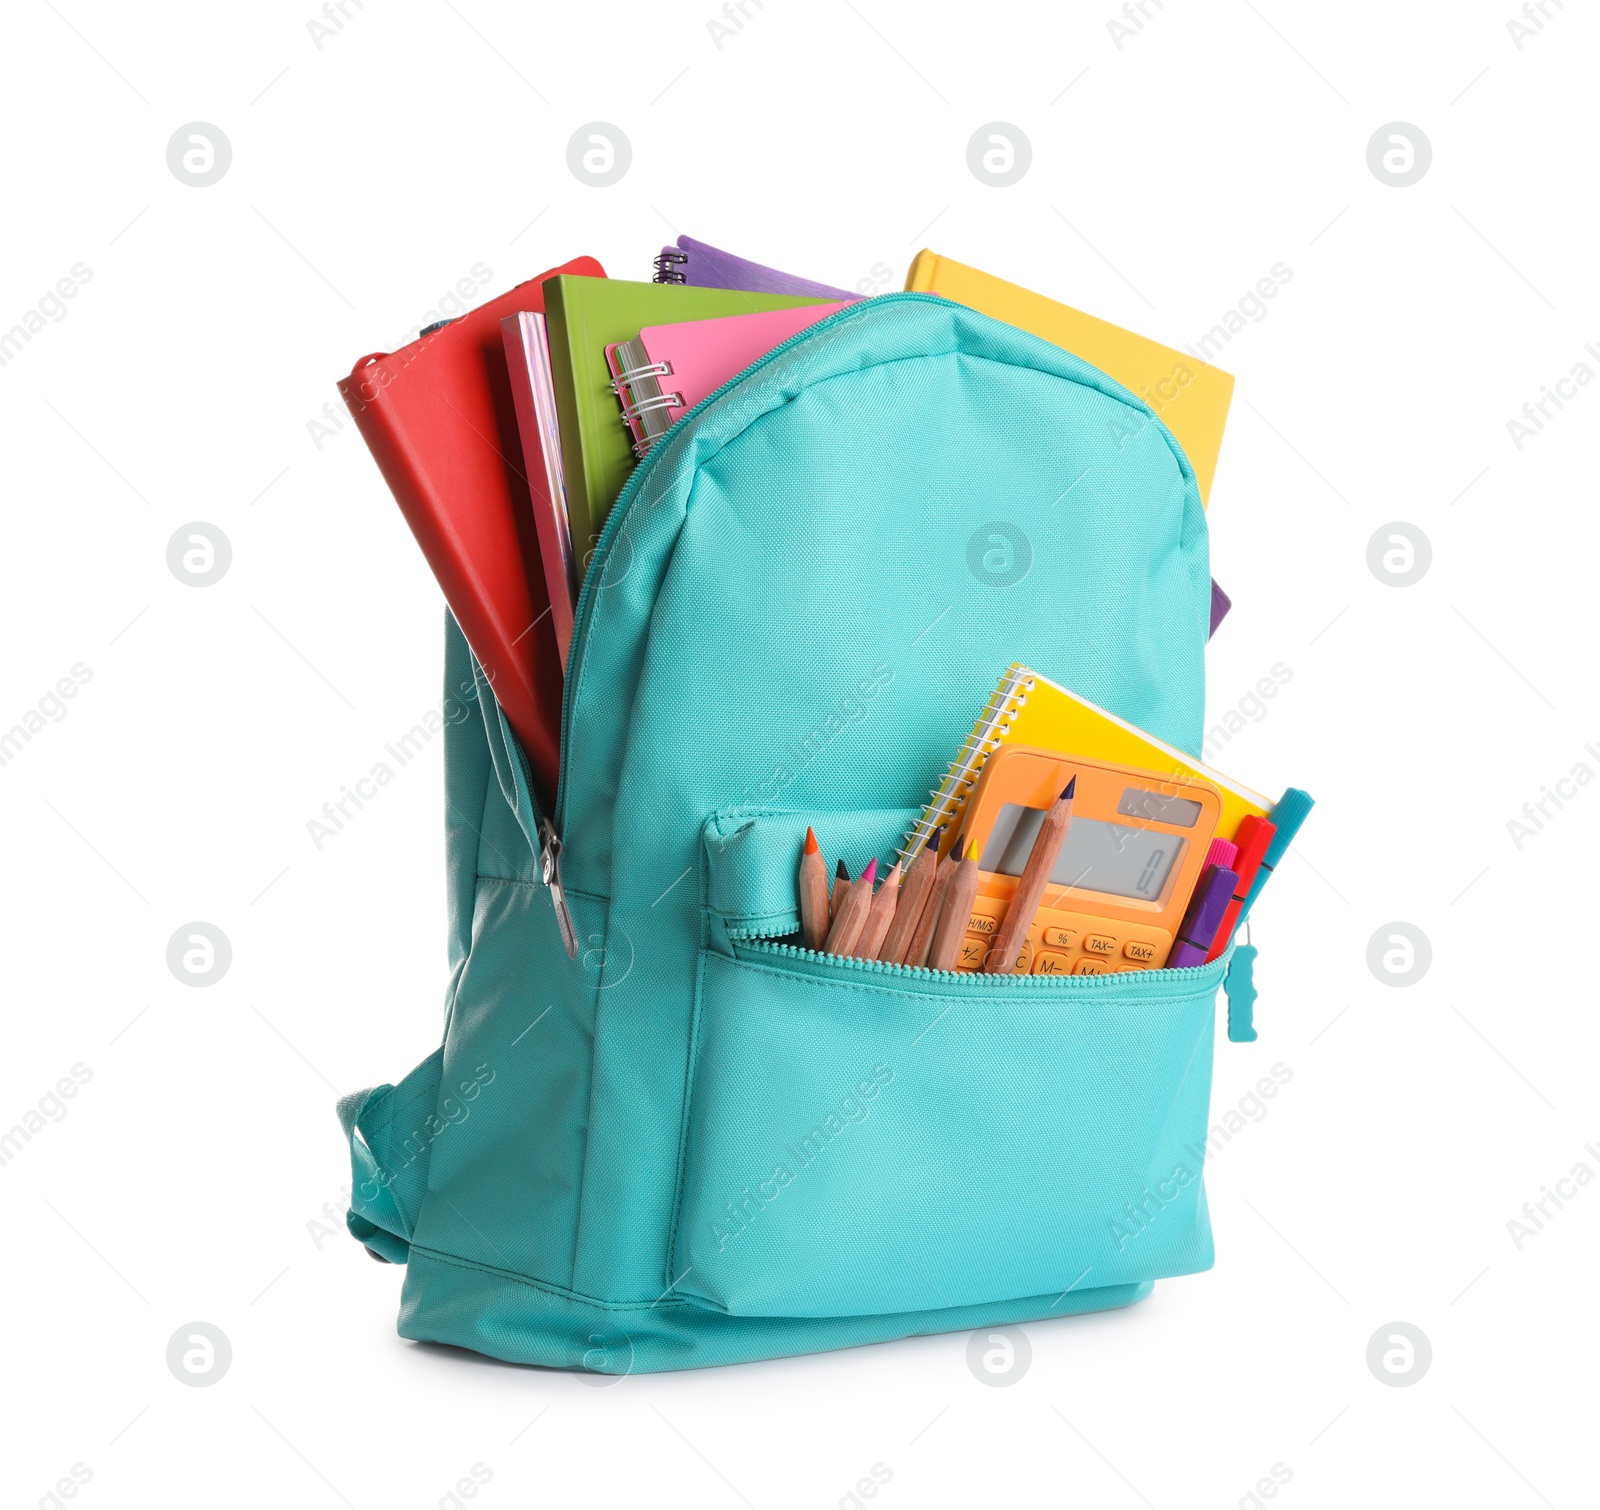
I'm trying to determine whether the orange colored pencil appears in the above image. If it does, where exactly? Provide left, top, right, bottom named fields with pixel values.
left=797, top=827, right=830, bottom=951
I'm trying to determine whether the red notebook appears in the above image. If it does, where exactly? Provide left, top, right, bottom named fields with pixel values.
left=338, top=256, right=604, bottom=801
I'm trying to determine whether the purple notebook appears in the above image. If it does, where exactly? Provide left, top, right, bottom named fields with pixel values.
left=654, top=235, right=858, bottom=301
left=1209, top=579, right=1231, bottom=638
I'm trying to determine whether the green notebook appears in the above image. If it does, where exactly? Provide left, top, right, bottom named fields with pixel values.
left=542, top=276, right=832, bottom=579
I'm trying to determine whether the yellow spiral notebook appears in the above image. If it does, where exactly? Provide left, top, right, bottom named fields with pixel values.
left=901, top=664, right=1273, bottom=862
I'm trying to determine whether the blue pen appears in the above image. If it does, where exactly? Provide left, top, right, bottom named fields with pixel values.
left=1232, top=787, right=1314, bottom=927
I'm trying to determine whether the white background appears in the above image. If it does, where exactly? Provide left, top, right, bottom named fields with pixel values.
left=4, top=1, right=1597, bottom=1506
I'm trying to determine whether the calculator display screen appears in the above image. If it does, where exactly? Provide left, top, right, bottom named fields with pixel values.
left=1116, top=787, right=1202, bottom=827
left=980, top=804, right=1189, bottom=901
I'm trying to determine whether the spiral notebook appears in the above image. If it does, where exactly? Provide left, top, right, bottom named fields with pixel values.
left=606, top=302, right=846, bottom=458
left=900, top=663, right=1274, bottom=864
left=653, top=234, right=857, bottom=300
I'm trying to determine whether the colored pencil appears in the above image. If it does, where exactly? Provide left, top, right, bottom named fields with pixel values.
left=852, top=860, right=901, bottom=960
left=984, top=777, right=1075, bottom=973
left=879, top=831, right=940, bottom=963
left=797, top=826, right=830, bottom=951
left=825, top=858, right=877, bottom=956
left=928, top=838, right=982, bottom=972
left=830, top=859, right=850, bottom=920
left=902, top=843, right=959, bottom=970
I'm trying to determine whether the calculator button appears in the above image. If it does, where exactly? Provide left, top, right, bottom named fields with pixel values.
left=1124, top=940, right=1158, bottom=963
left=1083, top=933, right=1117, bottom=955
left=987, top=940, right=1032, bottom=974
left=1041, top=925, right=1078, bottom=950
left=966, top=911, right=997, bottom=936
left=956, top=937, right=987, bottom=971
left=1032, top=951, right=1071, bottom=975
left=1072, top=957, right=1110, bottom=975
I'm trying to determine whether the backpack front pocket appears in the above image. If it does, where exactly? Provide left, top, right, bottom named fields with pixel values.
left=670, top=937, right=1225, bottom=1319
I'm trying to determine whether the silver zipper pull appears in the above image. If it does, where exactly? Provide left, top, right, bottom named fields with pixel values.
left=537, top=816, right=579, bottom=959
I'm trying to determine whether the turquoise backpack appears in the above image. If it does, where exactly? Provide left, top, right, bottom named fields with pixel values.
left=339, top=292, right=1231, bottom=1373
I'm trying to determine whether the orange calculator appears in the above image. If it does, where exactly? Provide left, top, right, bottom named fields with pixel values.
left=947, top=746, right=1222, bottom=974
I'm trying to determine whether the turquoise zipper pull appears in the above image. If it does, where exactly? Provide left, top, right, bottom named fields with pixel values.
left=1225, top=930, right=1258, bottom=1043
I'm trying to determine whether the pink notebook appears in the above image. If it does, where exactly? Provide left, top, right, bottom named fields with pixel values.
left=501, top=311, right=578, bottom=668
left=606, top=302, right=847, bottom=458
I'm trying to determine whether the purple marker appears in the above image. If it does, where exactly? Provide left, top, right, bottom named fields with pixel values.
left=1167, top=865, right=1238, bottom=968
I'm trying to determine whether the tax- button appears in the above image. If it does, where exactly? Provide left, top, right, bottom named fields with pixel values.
left=1032, top=951, right=1071, bottom=975
left=1124, top=940, right=1158, bottom=963
left=1041, top=925, right=1078, bottom=950
left=1083, top=933, right=1117, bottom=955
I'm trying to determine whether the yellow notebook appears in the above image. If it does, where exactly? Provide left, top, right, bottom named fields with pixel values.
left=902, top=664, right=1272, bottom=862
left=905, top=249, right=1235, bottom=506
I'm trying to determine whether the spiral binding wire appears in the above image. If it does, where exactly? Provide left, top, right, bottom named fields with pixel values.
left=653, top=251, right=688, bottom=284
left=896, top=666, right=1035, bottom=866
left=608, top=359, right=673, bottom=396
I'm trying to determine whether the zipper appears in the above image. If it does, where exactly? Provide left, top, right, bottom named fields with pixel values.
left=731, top=935, right=1230, bottom=990
left=552, top=293, right=948, bottom=842
left=537, top=814, right=579, bottom=959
